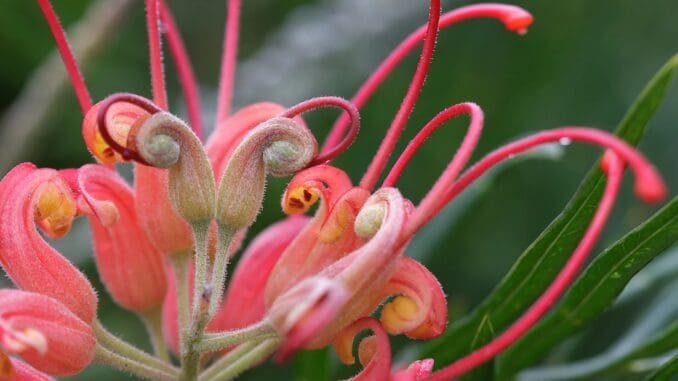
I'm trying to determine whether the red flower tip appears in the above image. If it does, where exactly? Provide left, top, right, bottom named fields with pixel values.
left=391, top=359, right=434, bottom=381
left=500, top=7, right=533, bottom=35
left=600, top=150, right=667, bottom=203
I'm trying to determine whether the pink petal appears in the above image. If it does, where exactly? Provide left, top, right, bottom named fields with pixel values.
left=0, top=164, right=97, bottom=323
left=9, top=358, right=55, bottom=381
left=378, top=257, right=447, bottom=339
left=208, top=216, right=309, bottom=335
left=76, top=164, right=167, bottom=312
left=135, top=164, right=194, bottom=256
left=333, top=318, right=391, bottom=381
left=0, top=289, right=95, bottom=376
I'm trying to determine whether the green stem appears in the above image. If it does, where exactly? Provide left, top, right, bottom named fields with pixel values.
left=171, top=253, right=191, bottom=354
left=199, top=339, right=281, bottom=381
left=196, top=321, right=278, bottom=353
left=198, top=341, right=258, bottom=381
left=95, top=345, right=177, bottom=381
left=94, top=320, right=179, bottom=376
left=208, top=224, right=236, bottom=317
left=181, top=222, right=211, bottom=380
left=140, top=308, right=171, bottom=362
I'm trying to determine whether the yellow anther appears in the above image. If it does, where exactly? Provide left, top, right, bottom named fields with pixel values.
left=34, top=181, right=77, bottom=240
left=91, top=131, right=119, bottom=165
left=282, top=186, right=319, bottom=215
left=380, top=295, right=420, bottom=334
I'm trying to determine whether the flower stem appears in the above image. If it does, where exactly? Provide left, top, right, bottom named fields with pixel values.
left=181, top=222, right=211, bottom=380
left=208, top=224, right=235, bottom=317
left=198, top=339, right=281, bottom=381
left=94, top=320, right=178, bottom=376
left=196, top=320, right=278, bottom=353
left=140, top=308, right=171, bottom=362
left=198, top=341, right=258, bottom=381
left=95, top=345, right=177, bottom=381
left=171, top=253, right=191, bottom=353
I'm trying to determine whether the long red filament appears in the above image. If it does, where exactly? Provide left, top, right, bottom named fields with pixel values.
left=358, top=0, right=441, bottom=191
left=36, top=0, right=93, bottom=114
left=408, top=127, right=667, bottom=236
left=96, top=93, right=162, bottom=165
left=215, top=0, right=242, bottom=124
left=383, top=103, right=484, bottom=227
left=146, top=0, right=168, bottom=110
left=324, top=4, right=532, bottom=169
left=160, top=0, right=203, bottom=140
left=426, top=153, right=625, bottom=381
left=281, top=96, right=361, bottom=166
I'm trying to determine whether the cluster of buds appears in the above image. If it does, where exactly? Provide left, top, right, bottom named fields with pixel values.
left=0, top=0, right=668, bottom=380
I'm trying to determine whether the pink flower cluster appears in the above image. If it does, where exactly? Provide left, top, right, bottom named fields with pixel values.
left=0, top=0, right=667, bottom=380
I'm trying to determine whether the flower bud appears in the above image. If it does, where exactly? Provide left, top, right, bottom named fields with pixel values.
left=133, top=112, right=215, bottom=225
left=0, top=164, right=97, bottom=323
left=0, top=289, right=96, bottom=376
left=217, top=117, right=318, bottom=230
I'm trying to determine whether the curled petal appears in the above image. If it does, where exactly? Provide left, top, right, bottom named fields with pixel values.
left=209, top=217, right=309, bottom=334
left=379, top=257, right=447, bottom=339
left=82, top=99, right=150, bottom=165
left=333, top=318, right=391, bottom=381
left=268, top=277, right=348, bottom=361
left=76, top=164, right=167, bottom=312
left=0, top=290, right=95, bottom=376
left=266, top=187, right=369, bottom=306
left=281, top=165, right=354, bottom=215
left=290, top=188, right=407, bottom=347
left=0, top=164, right=97, bottom=323
left=207, top=102, right=289, bottom=178
left=217, top=116, right=318, bottom=230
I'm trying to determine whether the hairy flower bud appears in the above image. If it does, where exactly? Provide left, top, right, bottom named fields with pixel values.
left=0, top=290, right=95, bottom=376
left=133, top=111, right=216, bottom=225
left=0, top=164, right=97, bottom=323
left=216, top=117, right=318, bottom=230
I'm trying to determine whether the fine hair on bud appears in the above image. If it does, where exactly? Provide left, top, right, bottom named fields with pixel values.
left=133, top=112, right=216, bottom=224
left=217, top=117, right=318, bottom=230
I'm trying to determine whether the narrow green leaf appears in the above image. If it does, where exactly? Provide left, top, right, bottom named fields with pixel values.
left=461, top=315, right=496, bottom=381
left=293, top=348, right=330, bottom=381
left=516, top=318, right=678, bottom=381
left=645, top=354, right=678, bottom=381
left=498, top=197, right=678, bottom=376
left=420, top=52, right=678, bottom=365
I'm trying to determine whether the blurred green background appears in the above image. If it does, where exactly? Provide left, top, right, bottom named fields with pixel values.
left=0, top=0, right=676, bottom=380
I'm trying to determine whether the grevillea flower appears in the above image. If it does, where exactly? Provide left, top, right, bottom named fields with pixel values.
left=0, top=289, right=96, bottom=377
left=0, top=0, right=668, bottom=380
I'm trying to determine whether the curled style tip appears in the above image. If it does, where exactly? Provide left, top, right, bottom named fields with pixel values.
left=282, top=96, right=361, bottom=166
left=96, top=93, right=163, bottom=165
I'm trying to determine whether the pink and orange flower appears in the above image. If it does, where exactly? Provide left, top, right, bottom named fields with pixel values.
left=0, top=0, right=668, bottom=380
